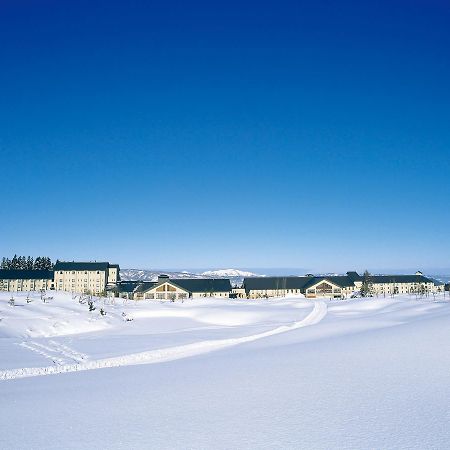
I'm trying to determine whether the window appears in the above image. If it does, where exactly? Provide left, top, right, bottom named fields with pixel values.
left=315, top=283, right=333, bottom=294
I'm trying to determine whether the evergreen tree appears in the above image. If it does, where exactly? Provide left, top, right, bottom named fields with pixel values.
left=26, top=256, right=34, bottom=270
left=11, top=254, right=19, bottom=269
left=360, top=270, right=373, bottom=297
left=1, top=257, right=6, bottom=269
left=34, top=257, right=42, bottom=270
left=43, top=257, right=53, bottom=270
left=18, top=256, right=26, bottom=269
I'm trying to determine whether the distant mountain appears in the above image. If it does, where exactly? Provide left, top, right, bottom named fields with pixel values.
left=120, top=268, right=266, bottom=286
left=120, top=269, right=202, bottom=282
left=201, top=269, right=264, bottom=278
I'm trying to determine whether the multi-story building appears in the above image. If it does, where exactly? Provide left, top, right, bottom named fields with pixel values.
left=0, top=270, right=54, bottom=292
left=53, top=261, right=120, bottom=294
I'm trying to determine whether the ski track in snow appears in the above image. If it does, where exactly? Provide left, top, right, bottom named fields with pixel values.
left=1, top=301, right=327, bottom=381
left=18, top=340, right=89, bottom=366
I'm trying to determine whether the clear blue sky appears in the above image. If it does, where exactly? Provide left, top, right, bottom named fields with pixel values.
left=1, top=1, right=449, bottom=272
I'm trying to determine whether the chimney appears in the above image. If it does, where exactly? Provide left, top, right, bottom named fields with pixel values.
left=158, top=274, right=170, bottom=283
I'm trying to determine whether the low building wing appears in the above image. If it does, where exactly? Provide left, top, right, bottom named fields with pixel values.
left=0, top=269, right=54, bottom=280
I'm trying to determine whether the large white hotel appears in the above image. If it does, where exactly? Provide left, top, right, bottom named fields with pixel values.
left=0, top=262, right=446, bottom=299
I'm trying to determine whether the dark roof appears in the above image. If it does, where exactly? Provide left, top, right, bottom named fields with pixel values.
left=244, top=273, right=437, bottom=293
left=139, top=278, right=232, bottom=294
left=54, top=261, right=111, bottom=271
left=244, top=277, right=313, bottom=292
left=244, top=275, right=358, bottom=292
left=304, top=276, right=356, bottom=289
left=112, top=281, right=141, bottom=293
left=429, top=278, right=445, bottom=286
left=0, top=269, right=54, bottom=280
left=346, top=271, right=363, bottom=282
left=369, top=275, right=434, bottom=284
left=172, top=278, right=232, bottom=293
left=134, top=281, right=157, bottom=293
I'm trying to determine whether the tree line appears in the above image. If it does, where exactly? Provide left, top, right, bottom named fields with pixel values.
left=0, top=255, right=54, bottom=270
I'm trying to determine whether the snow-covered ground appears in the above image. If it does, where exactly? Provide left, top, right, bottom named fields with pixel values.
left=1, top=291, right=450, bottom=449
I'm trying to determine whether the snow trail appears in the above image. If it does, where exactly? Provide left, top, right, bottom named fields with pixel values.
left=19, top=340, right=89, bottom=365
left=1, top=301, right=327, bottom=380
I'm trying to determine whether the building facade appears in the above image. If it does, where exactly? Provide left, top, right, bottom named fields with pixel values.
left=243, top=271, right=440, bottom=299
left=53, top=261, right=120, bottom=294
left=112, top=275, right=232, bottom=300
left=0, top=270, right=54, bottom=292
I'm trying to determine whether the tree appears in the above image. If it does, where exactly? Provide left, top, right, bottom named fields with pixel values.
left=26, top=256, right=34, bottom=270
left=11, top=254, right=19, bottom=269
left=18, top=256, right=26, bottom=269
left=33, top=257, right=42, bottom=270
left=360, top=270, right=373, bottom=297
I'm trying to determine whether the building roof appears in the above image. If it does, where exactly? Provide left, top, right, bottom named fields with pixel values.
left=244, top=275, right=357, bottom=293
left=171, top=278, right=232, bottom=293
left=304, top=276, right=356, bottom=289
left=244, top=272, right=438, bottom=293
left=0, top=269, right=54, bottom=280
left=138, top=277, right=232, bottom=294
left=243, top=277, right=313, bottom=292
left=134, top=281, right=158, bottom=293
left=369, top=274, right=435, bottom=284
left=54, top=261, right=112, bottom=271
left=346, top=271, right=363, bottom=282
left=111, top=281, right=141, bottom=293
left=429, top=278, right=445, bottom=286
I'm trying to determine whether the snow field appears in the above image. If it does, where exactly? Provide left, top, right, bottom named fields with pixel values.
left=1, top=291, right=450, bottom=449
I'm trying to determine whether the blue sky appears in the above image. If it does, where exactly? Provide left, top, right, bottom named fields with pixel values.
left=1, top=1, right=449, bottom=272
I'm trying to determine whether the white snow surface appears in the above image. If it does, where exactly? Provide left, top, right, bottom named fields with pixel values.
left=1, top=291, right=450, bottom=449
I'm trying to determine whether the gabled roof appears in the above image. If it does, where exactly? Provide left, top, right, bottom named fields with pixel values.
left=303, top=276, right=355, bottom=289
left=244, top=275, right=358, bottom=293
left=54, top=261, right=111, bottom=271
left=0, top=269, right=54, bottom=280
left=140, top=278, right=232, bottom=294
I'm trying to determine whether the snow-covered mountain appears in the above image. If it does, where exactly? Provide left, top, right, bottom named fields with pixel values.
left=120, top=269, right=202, bottom=282
left=200, top=269, right=263, bottom=278
left=120, top=268, right=266, bottom=286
